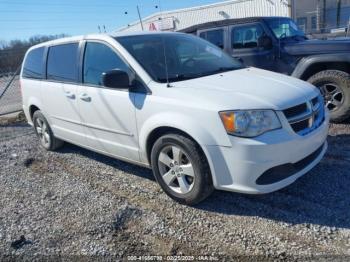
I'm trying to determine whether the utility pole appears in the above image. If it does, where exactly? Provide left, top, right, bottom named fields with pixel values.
left=290, top=0, right=296, bottom=20
left=137, top=5, right=144, bottom=31
left=322, top=0, right=326, bottom=32
left=316, top=0, right=321, bottom=33
left=337, top=0, right=342, bottom=28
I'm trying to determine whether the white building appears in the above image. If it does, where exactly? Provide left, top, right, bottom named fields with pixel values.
left=116, top=0, right=291, bottom=33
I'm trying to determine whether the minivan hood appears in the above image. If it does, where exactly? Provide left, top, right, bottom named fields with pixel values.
left=283, top=39, right=350, bottom=56
left=169, top=68, right=319, bottom=111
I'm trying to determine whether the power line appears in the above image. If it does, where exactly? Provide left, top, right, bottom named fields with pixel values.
left=0, top=1, right=132, bottom=7
left=0, top=8, right=156, bottom=15
left=0, top=17, right=122, bottom=22
left=0, top=10, right=132, bottom=13
left=0, top=4, right=157, bottom=10
left=0, top=27, right=96, bottom=31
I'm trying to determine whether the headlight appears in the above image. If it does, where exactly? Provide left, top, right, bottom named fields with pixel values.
left=219, top=110, right=281, bottom=137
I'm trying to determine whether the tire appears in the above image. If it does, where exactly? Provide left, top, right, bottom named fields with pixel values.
left=150, top=133, right=214, bottom=205
left=308, top=70, right=350, bottom=123
left=32, top=111, right=64, bottom=151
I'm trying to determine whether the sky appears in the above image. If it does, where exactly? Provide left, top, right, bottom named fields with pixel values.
left=0, top=0, right=225, bottom=43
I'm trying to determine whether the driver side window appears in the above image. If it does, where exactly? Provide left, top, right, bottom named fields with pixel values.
left=83, top=42, right=130, bottom=86
left=231, top=24, right=264, bottom=50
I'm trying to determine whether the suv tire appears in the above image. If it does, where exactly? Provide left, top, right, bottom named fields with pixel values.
left=308, top=70, right=350, bottom=123
left=33, top=111, right=64, bottom=151
left=150, top=133, right=214, bottom=205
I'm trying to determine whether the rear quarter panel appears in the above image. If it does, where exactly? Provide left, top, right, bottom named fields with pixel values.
left=20, top=78, right=43, bottom=125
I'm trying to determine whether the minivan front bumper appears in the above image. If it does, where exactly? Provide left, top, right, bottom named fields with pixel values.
left=204, top=110, right=329, bottom=194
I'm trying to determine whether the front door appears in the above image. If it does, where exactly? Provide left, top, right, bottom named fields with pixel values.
left=77, top=41, right=140, bottom=162
left=230, top=23, right=276, bottom=71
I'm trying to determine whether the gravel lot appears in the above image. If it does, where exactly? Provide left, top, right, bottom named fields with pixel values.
left=0, top=120, right=349, bottom=260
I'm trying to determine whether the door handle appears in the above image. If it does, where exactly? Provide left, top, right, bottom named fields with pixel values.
left=80, top=93, right=91, bottom=102
left=65, top=92, right=75, bottom=99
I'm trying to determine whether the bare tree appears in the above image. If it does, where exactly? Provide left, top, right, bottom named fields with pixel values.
left=0, top=34, right=68, bottom=73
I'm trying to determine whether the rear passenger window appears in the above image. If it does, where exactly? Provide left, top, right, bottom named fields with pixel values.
left=83, top=42, right=129, bottom=86
left=47, top=43, right=79, bottom=82
left=199, top=29, right=224, bottom=49
left=22, top=47, right=45, bottom=79
left=232, top=24, right=263, bottom=49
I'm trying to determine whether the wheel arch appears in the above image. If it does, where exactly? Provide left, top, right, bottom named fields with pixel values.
left=144, top=125, right=221, bottom=191
left=26, top=96, right=44, bottom=124
left=292, top=54, right=350, bottom=80
left=138, top=112, right=229, bottom=165
left=145, top=126, right=205, bottom=165
left=29, top=104, right=40, bottom=121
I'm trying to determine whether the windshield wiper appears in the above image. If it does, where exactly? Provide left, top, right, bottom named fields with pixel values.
left=280, top=35, right=307, bottom=41
left=157, top=67, right=239, bottom=83
left=200, top=66, right=239, bottom=77
left=157, top=73, right=199, bottom=83
left=217, top=66, right=239, bottom=73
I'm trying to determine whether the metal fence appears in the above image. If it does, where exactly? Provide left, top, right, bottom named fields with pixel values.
left=0, top=65, right=31, bottom=141
left=0, top=67, right=22, bottom=116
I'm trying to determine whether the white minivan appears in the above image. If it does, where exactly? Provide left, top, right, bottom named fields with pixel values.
left=21, top=32, right=329, bottom=205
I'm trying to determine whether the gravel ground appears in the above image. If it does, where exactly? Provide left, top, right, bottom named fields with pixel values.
left=0, top=121, right=349, bottom=260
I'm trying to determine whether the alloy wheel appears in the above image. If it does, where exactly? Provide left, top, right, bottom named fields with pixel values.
left=319, top=83, right=344, bottom=111
left=158, top=145, right=195, bottom=194
left=35, top=118, right=50, bottom=147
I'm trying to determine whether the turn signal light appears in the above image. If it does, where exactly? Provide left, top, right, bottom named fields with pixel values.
left=219, top=111, right=235, bottom=133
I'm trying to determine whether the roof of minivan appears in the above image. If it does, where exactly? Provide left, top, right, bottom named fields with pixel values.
left=27, top=31, right=185, bottom=51
left=179, top=16, right=289, bottom=34
left=111, top=30, right=184, bottom=37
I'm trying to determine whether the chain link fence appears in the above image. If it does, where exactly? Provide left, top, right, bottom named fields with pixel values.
left=0, top=36, right=69, bottom=142
left=0, top=64, right=33, bottom=141
left=0, top=67, right=22, bottom=116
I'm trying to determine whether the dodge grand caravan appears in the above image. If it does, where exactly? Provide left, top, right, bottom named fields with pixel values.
left=21, top=32, right=329, bottom=205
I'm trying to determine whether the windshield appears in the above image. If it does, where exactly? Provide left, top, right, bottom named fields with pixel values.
left=116, top=33, right=244, bottom=83
left=267, top=18, right=306, bottom=40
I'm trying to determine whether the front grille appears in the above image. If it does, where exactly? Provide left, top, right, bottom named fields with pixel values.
left=283, top=103, right=307, bottom=119
left=291, top=119, right=309, bottom=133
left=311, top=97, right=319, bottom=106
left=283, top=95, right=325, bottom=136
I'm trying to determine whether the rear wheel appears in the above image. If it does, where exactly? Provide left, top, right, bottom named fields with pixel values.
left=33, top=111, right=64, bottom=151
left=150, top=133, right=213, bottom=205
left=308, top=70, right=350, bottom=123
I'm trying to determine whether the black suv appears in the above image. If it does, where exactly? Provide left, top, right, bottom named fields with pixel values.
left=181, top=17, right=350, bottom=122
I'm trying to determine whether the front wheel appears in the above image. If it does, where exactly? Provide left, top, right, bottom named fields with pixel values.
left=150, top=133, right=213, bottom=205
left=308, top=70, right=350, bottom=123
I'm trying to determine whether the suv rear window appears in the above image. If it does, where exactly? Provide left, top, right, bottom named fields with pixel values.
left=199, top=29, right=224, bottom=49
left=47, top=43, right=79, bottom=82
left=22, top=47, right=45, bottom=79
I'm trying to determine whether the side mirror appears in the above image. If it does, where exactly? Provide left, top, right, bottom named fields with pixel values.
left=258, top=35, right=273, bottom=50
left=101, top=69, right=131, bottom=89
